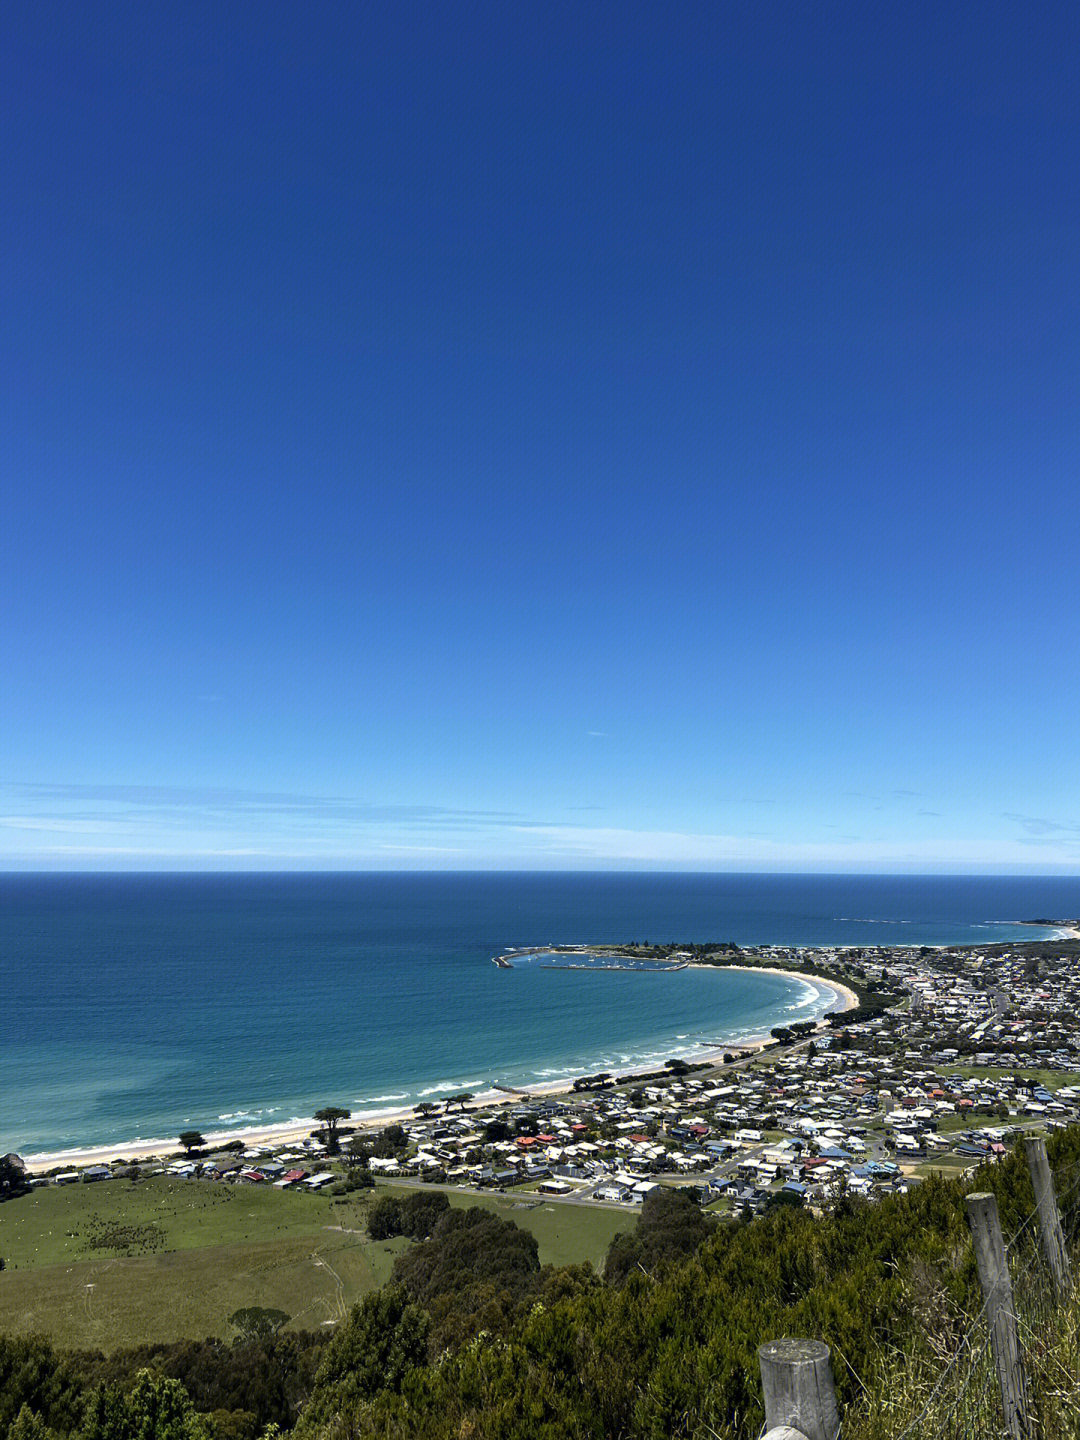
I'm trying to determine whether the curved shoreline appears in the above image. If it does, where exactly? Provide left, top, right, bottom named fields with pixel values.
left=18, top=964, right=856, bottom=1173
left=694, top=962, right=861, bottom=1013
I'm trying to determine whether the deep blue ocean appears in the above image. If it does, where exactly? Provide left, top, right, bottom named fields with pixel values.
left=2, top=872, right=1076, bottom=1156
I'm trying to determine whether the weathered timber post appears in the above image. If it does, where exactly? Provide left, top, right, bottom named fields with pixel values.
left=965, top=1191, right=1033, bottom=1440
left=1024, top=1134, right=1072, bottom=1297
left=758, top=1338, right=839, bottom=1440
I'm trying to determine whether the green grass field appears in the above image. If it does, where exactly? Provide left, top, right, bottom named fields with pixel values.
left=0, top=1176, right=628, bottom=1351
left=910, top=1154, right=979, bottom=1179
left=950, top=1066, right=1080, bottom=1091
left=933, top=1110, right=1006, bottom=1134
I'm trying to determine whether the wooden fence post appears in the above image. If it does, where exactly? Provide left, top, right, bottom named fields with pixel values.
left=1024, top=1134, right=1072, bottom=1297
left=758, top=1338, right=839, bottom=1440
left=965, top=1191, right=1033, bottom=1440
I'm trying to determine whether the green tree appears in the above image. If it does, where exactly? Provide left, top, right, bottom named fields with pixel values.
left=0, top=1333, right=85, bottom=1437
left=604, top=1186, right=717, bottom=1286
left=391, top=1206, right=542, bottom=1353
left=177, top=1132, right=205, bottom=1157
left=1, top=1152, right=28, bottom=1200
left=399, top=1190, right=450, bottom=1238
left=79, top=1370, right=211, bottom=1440
left=344, top=1135, right=371, bottom=1165
left=296, top=1287, right=429, bottom=1435
left=373, top=1124, right=408, bottom=1159
left=9, top=1406, right=54, bottom=1440
left=313, top=1107, right=351, bottom=1154
left=367, top=1197, right=403, bottom=1241
left=227, top=1309, right=291, bottom=1344
left=764, top=1188, right=805, bottom=1212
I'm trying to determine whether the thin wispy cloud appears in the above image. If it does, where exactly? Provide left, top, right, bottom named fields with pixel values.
left=0, top=816, right=113, bottom=833
left=1003, top=813, right=1080, bottom=836
left=505, top=824, right=1060, bottom=867
left=375, top=843, right=466, bottom=853
left=6, top=785, right=1080, bottom=873
left=1, top=782, right=530, bottom=834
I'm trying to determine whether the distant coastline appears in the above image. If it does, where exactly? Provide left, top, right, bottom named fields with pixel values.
left=1014, top=920, right=1080, bottom=939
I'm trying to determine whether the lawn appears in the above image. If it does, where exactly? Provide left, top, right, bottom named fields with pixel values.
left=950, top=1066, right=1080, bottom=1091
left=441, top=1189, right=629, bottom=1269
left=910, top=1154, right=979, bottom=1179
left=0, top=1227, right=405, bottom=1351
left=0, top=1175, right=627, bottom=1351
left=0, top=1174, right=339, bottom=1268
left=934, top=1111, right=1007, bottom=1134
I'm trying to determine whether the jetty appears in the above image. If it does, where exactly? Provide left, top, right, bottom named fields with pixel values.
left=492, top=945, right=691, bottom=971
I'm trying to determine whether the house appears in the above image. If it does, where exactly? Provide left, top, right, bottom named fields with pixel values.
left=595, top=1183, right=632, bottom=1203
left=203, top=1157, right=241, bottom=1178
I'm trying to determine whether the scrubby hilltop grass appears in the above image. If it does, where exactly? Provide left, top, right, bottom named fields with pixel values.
left=0, top=1176, right=625, bottom=1351
left=287, top=1130, right=1080, bottom=1440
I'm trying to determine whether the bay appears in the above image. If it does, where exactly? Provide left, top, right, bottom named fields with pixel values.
left=2, top=871, right=1075, bottom=1155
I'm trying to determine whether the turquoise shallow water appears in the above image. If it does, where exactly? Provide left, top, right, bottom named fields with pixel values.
left=2, top=872, right=1074, bottom=1154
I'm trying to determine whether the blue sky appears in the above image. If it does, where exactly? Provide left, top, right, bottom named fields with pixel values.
left=4, top=1, right=1080, bottom=871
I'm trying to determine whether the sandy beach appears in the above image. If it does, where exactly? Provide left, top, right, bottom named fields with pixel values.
left=19, top=1097, right=497, bottom=1176
left=20, top=965, right=857, bottom=1175
left=694, top=962, right=861, bottom=1013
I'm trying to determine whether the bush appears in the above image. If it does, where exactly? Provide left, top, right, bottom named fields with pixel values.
left=368, top=1190, right=450, bottom=1241
left=296, top=1288, right=429, bottom=1436
left=368, top=1197, right=403, bottom=1240
left=604, top=1185, right=717, bottom=1285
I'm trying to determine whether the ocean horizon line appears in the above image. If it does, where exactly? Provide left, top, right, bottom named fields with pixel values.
left=5, top=865, right=1080, bottom=878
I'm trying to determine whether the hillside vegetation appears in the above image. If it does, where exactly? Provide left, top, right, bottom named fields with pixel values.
left=3, top=1129, right=1080, bottom=1440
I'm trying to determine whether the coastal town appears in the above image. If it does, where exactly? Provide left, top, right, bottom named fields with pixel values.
left=14, top=933, right=1080, bottom=1220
